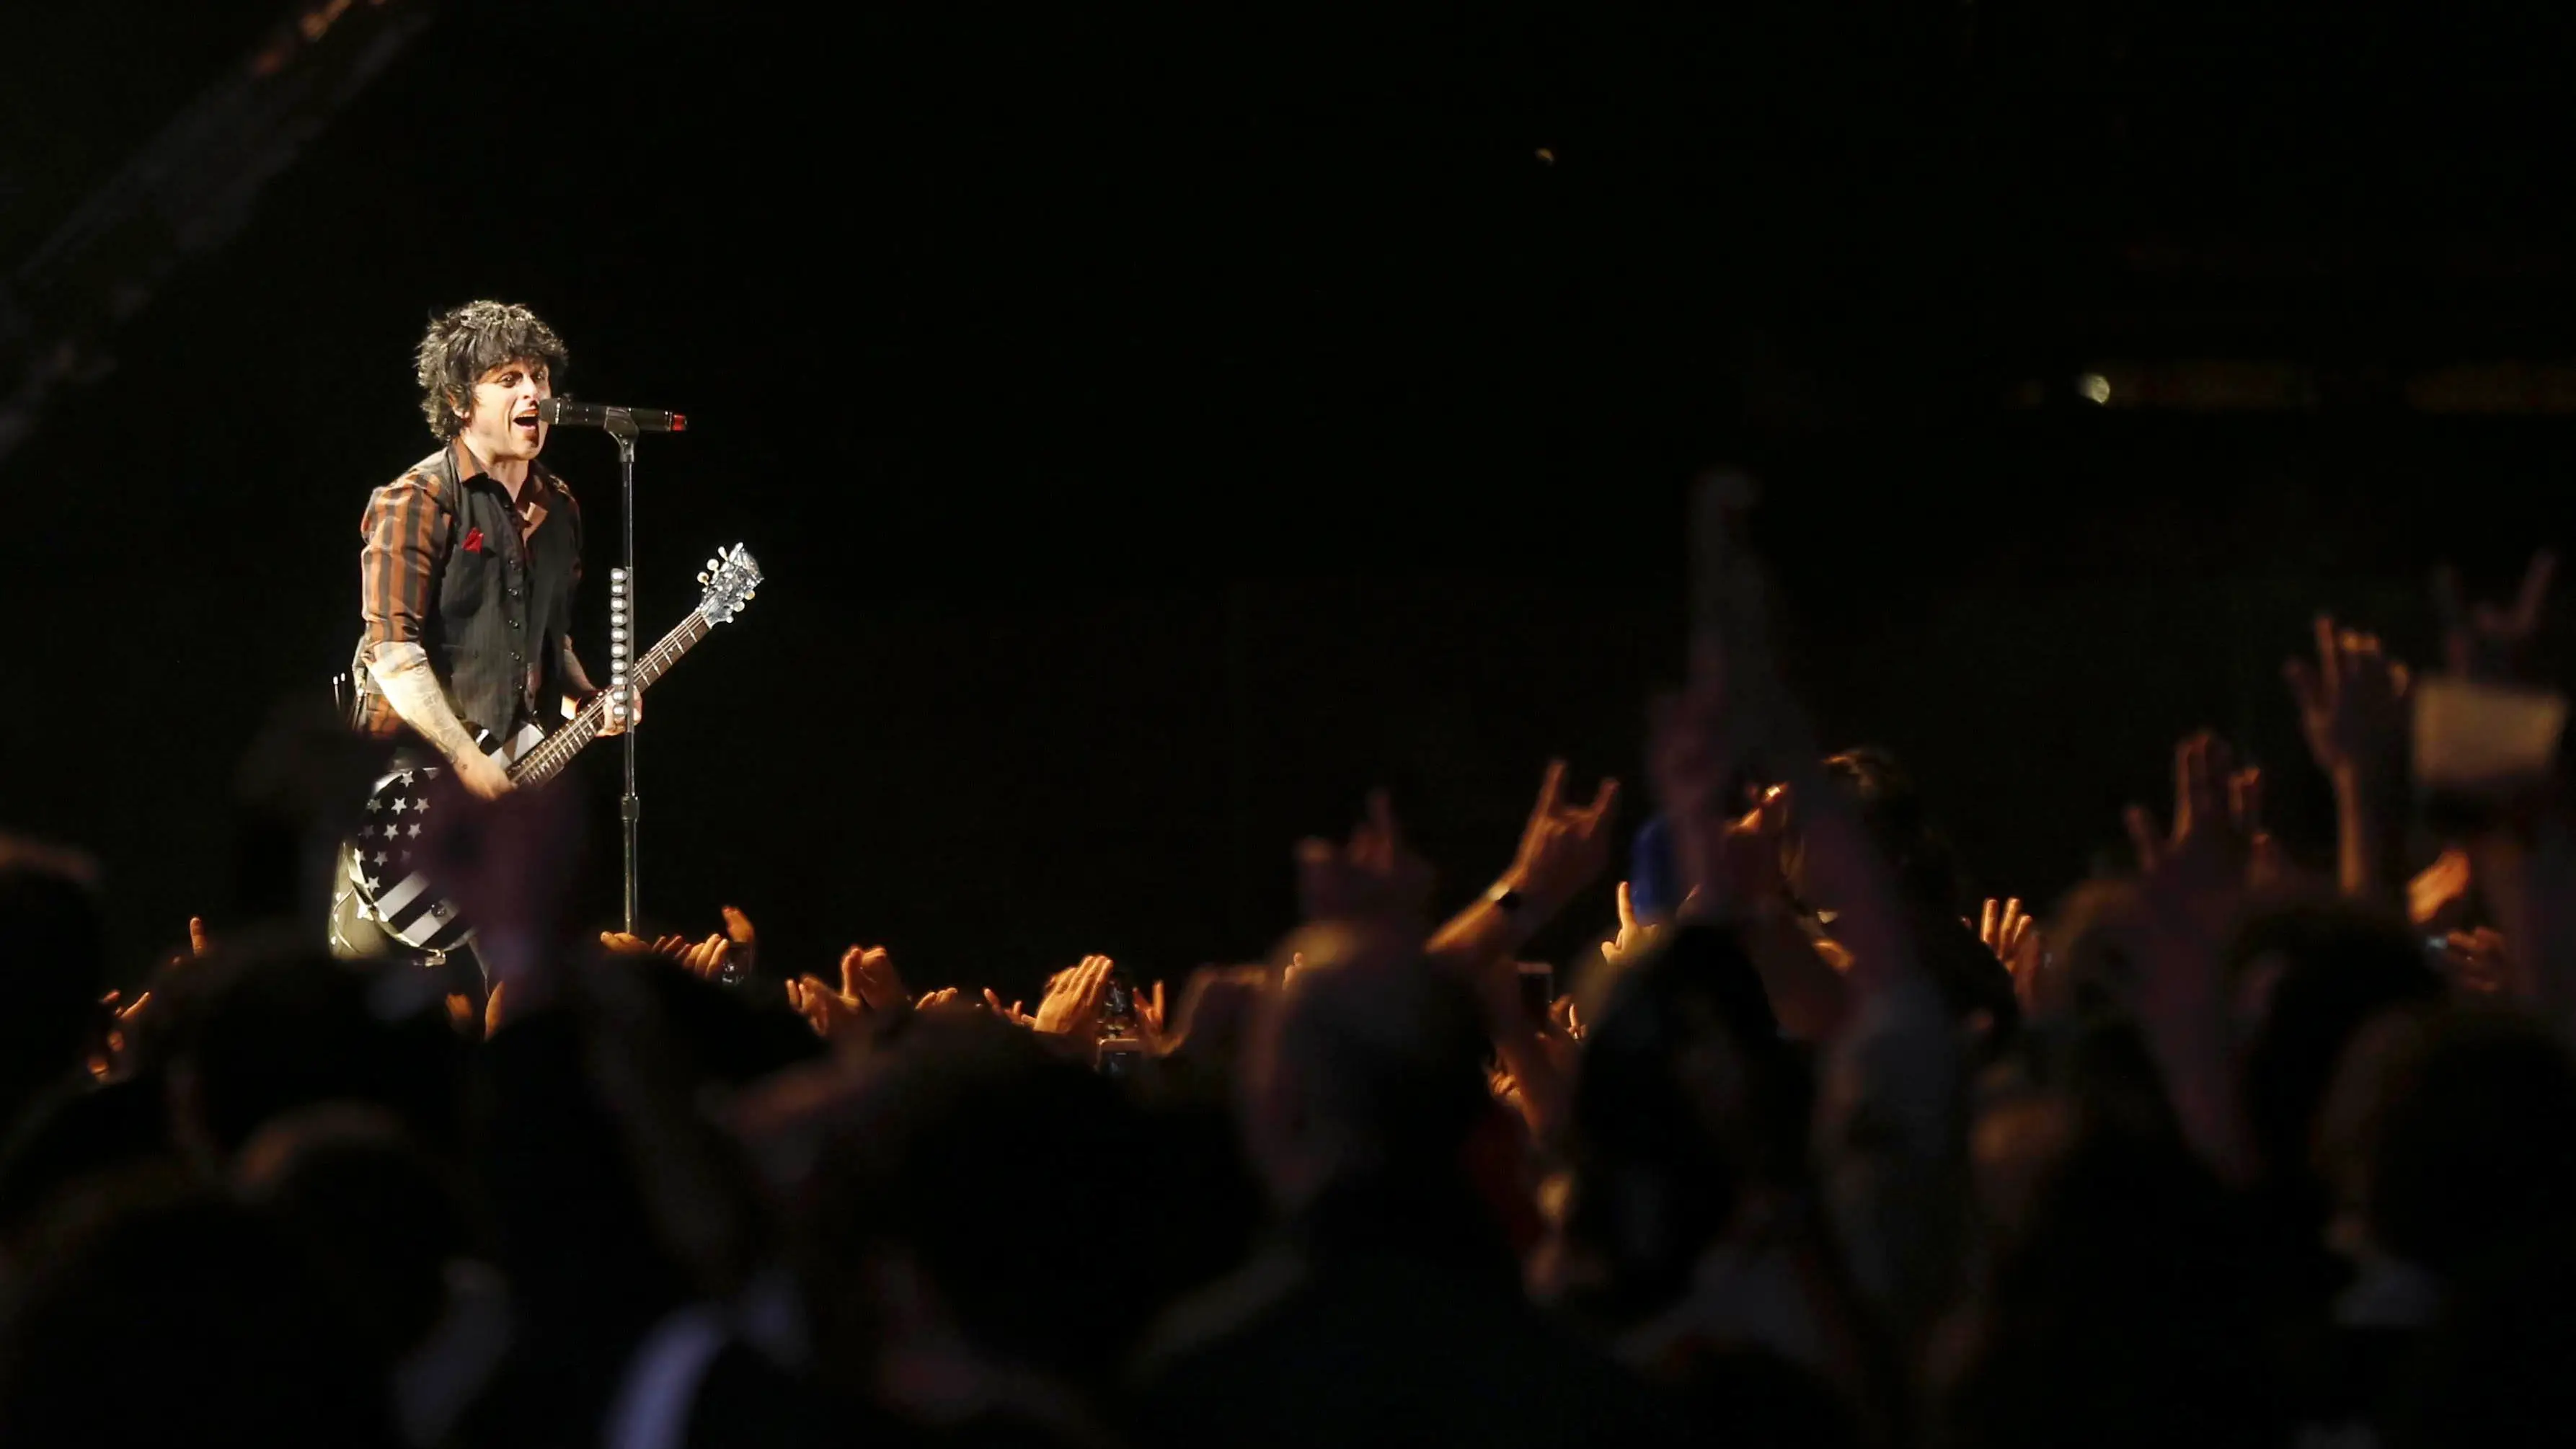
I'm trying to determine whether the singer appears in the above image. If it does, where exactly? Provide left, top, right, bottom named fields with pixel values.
left=332, top=301, right=633, bottom=957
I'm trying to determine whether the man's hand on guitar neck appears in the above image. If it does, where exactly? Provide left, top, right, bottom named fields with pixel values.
left=593, top=685, right=642, bottom=737
left=562, top=638, right=640, bottom=737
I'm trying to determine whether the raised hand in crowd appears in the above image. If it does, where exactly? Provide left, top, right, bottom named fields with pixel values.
left=2286, top=613, right=2413, bottom=905
left=673, top=934, right=734, bottom=981
left=2409, top=844, right=2474, bottom=929
left=1498, top=758, right=1621, bottom=922
left=842, top=943, right=908, bottom=1011
left=787, top=975, right=862, bottom=1040
left=1977, top=895, right=2053, bottom=1014
left=1034, top=954, right=1115, bottom=1036
left=2286, top=613, right=2412, bottom=781
left=1649, top=688, right=1799, bottom=918
left=1134, top=977, right=1169, bottom=1051
left=1428, top=758, right=1619, bottom=983
left=2123, top=730, right=2262, bottom=1179
left=1598, top=879, right=1665, bottom=970
left=2435, top=546, right=2556, bottom=681
left=599, top=928, right=701, bottom=964
left=982, top=988, right=1035, bottom=1027
left=2124, top=732, right=2262, bottom=937
left=601, top=926, right=734, bottom=981
left=1409, top=759, right=1614, bottom=1146
left=91, top=915, right=210, bottom=1080
left=787, top=943, right=908, bottom=1041
left=1976, top=895, right=2030, bottom=966
left=2226, top=761, right=2307, bottom=895
left=1295, top=787, right=1435, bottom=928
left=1647, top=663, right=1849, bottom=1038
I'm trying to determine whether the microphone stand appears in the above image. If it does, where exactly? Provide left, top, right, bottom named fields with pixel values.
left=605, top=413, right=643, bottom=934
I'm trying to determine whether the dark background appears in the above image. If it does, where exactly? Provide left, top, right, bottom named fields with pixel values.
left=5, top=0, right=2575, bottom=993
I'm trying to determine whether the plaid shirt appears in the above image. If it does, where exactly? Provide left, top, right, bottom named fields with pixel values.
left=352, top=437, right=585, bottom=736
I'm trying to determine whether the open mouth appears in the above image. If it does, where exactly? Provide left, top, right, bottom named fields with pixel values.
left=515, top=411, right=540, bottom=432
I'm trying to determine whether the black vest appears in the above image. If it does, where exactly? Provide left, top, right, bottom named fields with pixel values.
left=412, top=444, right=583, bottom=735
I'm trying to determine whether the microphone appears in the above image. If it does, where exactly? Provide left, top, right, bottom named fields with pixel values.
left=536, top=398, right=689, bottom=433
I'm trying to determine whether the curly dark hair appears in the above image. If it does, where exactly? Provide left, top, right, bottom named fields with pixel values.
left=413, top=301, right=568, bottom=440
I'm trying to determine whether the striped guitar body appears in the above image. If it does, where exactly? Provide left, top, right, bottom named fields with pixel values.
left=342, top=543, right=763, bottom=954
left=346, top=722, right=548, bottom=952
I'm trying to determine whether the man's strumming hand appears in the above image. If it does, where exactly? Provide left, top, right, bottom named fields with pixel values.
left=452, top=745, right=513, bottom=800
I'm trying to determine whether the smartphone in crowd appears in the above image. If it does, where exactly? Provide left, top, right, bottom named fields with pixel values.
left=1097, top=1036, right=1144, bottom=1078
left=1096, top=964, right=1143, bottom=1077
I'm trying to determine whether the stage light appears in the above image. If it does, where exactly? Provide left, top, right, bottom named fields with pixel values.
left=2078, top=373, right=2111, bottom=404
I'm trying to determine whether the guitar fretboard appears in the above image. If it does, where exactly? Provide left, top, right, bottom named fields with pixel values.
left=507, top=611, right=712, bottom=788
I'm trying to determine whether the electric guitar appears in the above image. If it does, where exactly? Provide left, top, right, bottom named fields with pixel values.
left=345, top=543, right=762, bottom=952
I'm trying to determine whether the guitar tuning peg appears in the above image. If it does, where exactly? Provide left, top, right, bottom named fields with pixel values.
left=706, top=557, right=721, bottom=572
left=697, top=572, right=710, bottom=585
left=743, top=591, right=754, bottom=601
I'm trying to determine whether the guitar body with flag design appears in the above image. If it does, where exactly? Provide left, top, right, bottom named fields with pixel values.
left=347, top=544, right=762, bottom=952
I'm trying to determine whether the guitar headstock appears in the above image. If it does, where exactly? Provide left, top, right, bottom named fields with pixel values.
left=694, top=544, right=763, bottom=624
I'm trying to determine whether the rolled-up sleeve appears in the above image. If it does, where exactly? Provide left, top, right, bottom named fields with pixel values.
left=359, top=470, right=450, bottom=655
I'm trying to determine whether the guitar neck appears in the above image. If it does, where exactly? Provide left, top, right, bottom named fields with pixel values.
left=507, top=611, right=711, bottom=788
